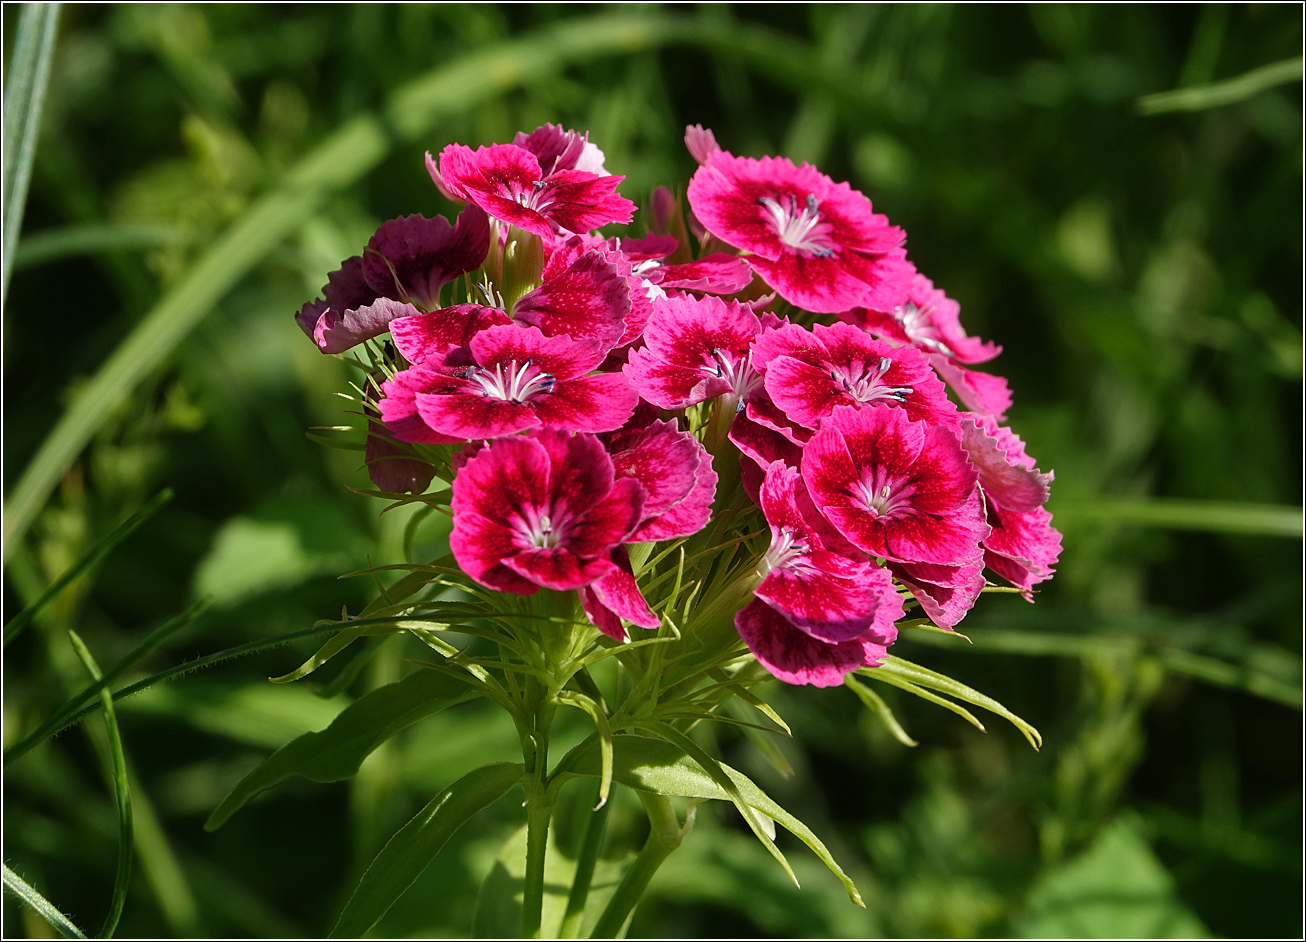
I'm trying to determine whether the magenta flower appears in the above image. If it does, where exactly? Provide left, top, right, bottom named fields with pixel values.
left=389, top=303, right=512, bottom=368
left=929, top=355, right=1013, bottom=418
left=624, top=294, right=763, bottom=410
left=961, top=416, right=1061, bottom=596
left=845, top=273, right=1000, bottom=364
left=888, top=558, right=985, bottom=629
left=579, top=547, right=660, bottom=640
left=802, top=405, right=989, bottom=566
left=752, top=461, right=904, bottom=643
left=684, top=124, right=723, bottom=165
left=385, top=324, right=637, bottom=441
left=451, top=431, right=645, bottom=593
left=735, top=600, right=894, bottom=688
left=605, top=419, right=718, bottom=543
left=296, top=207, right=490, bottom=353
left=514, top=242, right=634, bottom=348
left=611, top=232, right=754, bottom=295
left=687, top=151, right=913, bottom=313
left=436, top=143, right=635, bottom=238
left=753, top=321, right=958, bottom=429
left=512, top=123, right=608, bottom=176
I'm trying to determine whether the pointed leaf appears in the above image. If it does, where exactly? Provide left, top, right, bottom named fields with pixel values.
left=845, top=675, right=917, bottom=747
left=2, top=864, right=88, bottom=939
left=330, top=762, right=524, bottom=937
left=207, top=670, right=479, bottom=830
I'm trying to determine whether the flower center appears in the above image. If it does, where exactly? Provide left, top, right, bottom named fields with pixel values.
left=757, top=193, right=832, bottom=257
left=894, top=301, right=952, bottom=356
left=832, top=356, right=913, bottom=405
left=500, top=177, right=555, bottom=214
left=706, top=347, right=764, bottom=409
left=470, top=359, right=556, bottom=403
left=762, top=525, right=816, bottom=575
left=520, top=505, right=570, bottom=549
left=854, top=476, right=912, bottom=519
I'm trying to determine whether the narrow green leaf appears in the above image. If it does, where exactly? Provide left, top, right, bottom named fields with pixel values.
left=5, top=596, right=207, bottom=761
left=330, top=762, right=524, bottom=938
left=2, top=864, right=88, bottom=939
left=13, top=222, right=183, bottom=269
left=872, top=655, right=1042, bottom=749
left=1053, top=497, right=1303, bottom=538
left=4, top=489, right=173, bottom=647
left=1, top=2, right=61, bottom=309
left=556, top=691, right=613, bottom=809
left=860, top=669, right=987, bottom=733
left=1138, top=56, right=1303, bottom=115
left=845, top=675, right=918, bottom=747
left=640, top=722, right=799, bottom=890
left=67, top=630, right=133, bottom=938
left=206, top=669, right=479, bottom=830
left=569, top=734, right=864, bottom=907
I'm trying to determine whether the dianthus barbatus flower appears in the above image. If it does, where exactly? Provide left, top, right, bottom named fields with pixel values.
left=802, top=405, right=989, bottom=566
left=753, top=320, right=958, bottom=429
left=687, top=151, right=914, bottom=313
left=624, top=294, right=764, bottom=410
left=512, top=123, right=608, bottom=176
left=961, top=416, right=1061, bottom=596
left=295, top=206, right=490, bottom=353
left=735, top=599, right=895, bottom=688
left=381, top=324, right=637, bottom=440
left=450, top=431, right=645, bottom=593
left=436, top=142, right=635, bottom=238
left=753, top=461, right=903, bottom=643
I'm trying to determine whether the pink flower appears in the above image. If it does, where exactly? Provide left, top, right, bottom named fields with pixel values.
left=579, top=547, right=660, bottom=639
left=961, top=416, right=1061, bottom=596
left=514, top=241, right=634, bottom=348
left=451, top=431, right=645, bottom=593
left=753, top=321, right=958, bottom=429
left=753, top=462, right=904, bottom=643
left=383, top=324, right=637, bottom=440
left=623, top=294, right=763, bottom=409
left=389, top=303, right=513, bottom=368
left=802, top=405, right=989, bottom=566
left=605, top=419, right=718, bottom=543
left=735, top=599, right=894, bottom=688
left=887, top=558, right=985, bottom=629
left=684, top=124, right=722, bottom=165
left=687, top=151, right=913, bottom=313
left=928, top=355, right=1013, bottom=418
left=512, top=123, right=608, bottom=176
left=843, top=273, right=1000, bottom=364
left=436, top=142, right=635, bottom=238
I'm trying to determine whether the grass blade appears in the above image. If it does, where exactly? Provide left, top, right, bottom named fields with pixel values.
left=4, top=596, right=208, bottom=761
left=1, top=864, right=88, bottom=939
left=1, top=2, right=61, bottom=309
left=67, top=630, right=133, bottom=938
left=13, top=222, right=182, bottom=270
left=4, top=489, right=174, bottom=647
left=1054, top=497, right=1303, bottom=538
left=1138, top=56, right=1303, bottom=115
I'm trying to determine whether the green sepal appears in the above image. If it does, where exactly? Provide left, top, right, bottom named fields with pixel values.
left=206, top=669, right=480, bottom=830
left=330, top=762, right=525, bottom=938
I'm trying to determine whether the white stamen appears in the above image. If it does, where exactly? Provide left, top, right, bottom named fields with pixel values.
left=757, top=193, right=832, bottom=257
left=831, top=356, right=913, bottom=404
left=470, top=359, right=556, bottom=403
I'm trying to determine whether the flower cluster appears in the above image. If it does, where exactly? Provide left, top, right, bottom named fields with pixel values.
left=295, top=122, right=1060, bottom=689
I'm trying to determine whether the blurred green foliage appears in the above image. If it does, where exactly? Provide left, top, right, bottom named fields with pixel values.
left=3, top=4, right=1301, bottom=938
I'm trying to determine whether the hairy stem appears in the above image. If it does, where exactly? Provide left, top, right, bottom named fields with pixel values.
left=590, top=793, right=693, bottom=938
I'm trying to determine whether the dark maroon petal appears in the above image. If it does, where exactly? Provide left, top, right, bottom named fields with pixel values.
left=513, top=123, right=586, bottom=176
left=889, top=557, right=984, bottom=629
left=564, top=477, right=645, bottom=559
left=390, top=304, right=512, bottom=367
left=323, top=255, right=377, bottom=313
left=296, top=299, right=328, bottom=339
left=365, top=420, right=437, bottom=495
left=513, top=249, right=631, bottom=348
left=530, top=430, right=616, bottom=514
left=735, top=599, right=865, bottom=688
left=619, top=234, right=678, bottom=261
left=503, top=549, right=618, bottom=591
left=961, top=418, right=1052, bottom=513
left=363, top=207, right=490, bottom=308
left=531, top=373, right=638, bottom=433
left=312, top=297, right=419, bottom=354
left=450, top=511, right=539, bottom=595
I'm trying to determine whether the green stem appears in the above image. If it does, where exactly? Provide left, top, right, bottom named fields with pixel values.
left=521, top=677, right=557, bottom=939
left=559, top=782, right=611, bottom=939
left=590, top=793, right=693, bottom=938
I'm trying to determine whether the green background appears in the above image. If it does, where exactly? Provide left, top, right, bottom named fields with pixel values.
left=3, top=4, right=1301, bottom=938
